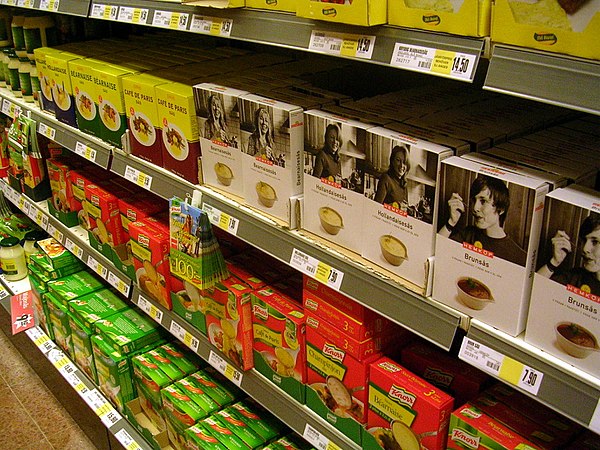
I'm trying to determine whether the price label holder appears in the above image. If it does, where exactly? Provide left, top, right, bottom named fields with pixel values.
left=87, top=255, right=108, bottom=279
left=38, top=122, right=56, bottom=140
left=118, top=6, right=149, bottom=24
left=17, top=0, right=34, bottom=8
left=169, top=321, right=200, bottom=353
left=74, top=141, right=97, bottom=163
left=39, top=0, right=59, bottom=12
left=303, top=424, right=342, bottom=450
left=152, top=10, right=189, bottom=30
left=390, top=43, right=477, bottom=81
left=124, top=165, right=153, bottom=190
left=64, top=238, right=84, bottom=259
left=83, top=389, right=122, bottom=428
left=190, top=15, right=233, bottom=37
left=115, top=429, right=143, bottom=450
left=459, top=337, right=544, bottom=395
left=4, top=0, right=15, bottom=5
left=309, top=31, right=375, bottom=60
left=17, top=195, right=29, bottom=215
left=208, top=351, right=243, bottom=387
left=91, top=3, right=119, bottom=20
left=203, top=203, right=239, bottom=235
left=47, top=223, right=64, bottom=243
left=108, top=272, right=130, bottom=297
left=26, top=327, right=57, bottom=353
left=137, top=294, right=164, bottom=324
left=290, top=248, right=344, bottom=291
left=1, top=99, right=19, bottom=117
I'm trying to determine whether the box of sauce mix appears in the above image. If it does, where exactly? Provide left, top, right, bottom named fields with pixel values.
left=364, top=357, right=453, bottom=450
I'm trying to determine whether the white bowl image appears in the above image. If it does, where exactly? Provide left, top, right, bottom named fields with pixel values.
left=379, top=235, right=408, bottom=266
left=75, top=90, right=96, bottom=121
left=163, top=122, right=189, bottom=161
left=456, top=277, right=494, bottom=310
left=99, top=99, right=121, bottom=131
left=129, top=111, right=156, bottom=146
left=556, top=322, right=600, bottom=359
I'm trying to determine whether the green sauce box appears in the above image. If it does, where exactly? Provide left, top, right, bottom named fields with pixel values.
left=184, top=423, right=229, bottom=450
left=47, top=271, right=104, bottom=304
left=200, top=416, right=248, bottom=450
left=263, top=434, right=315, bottom=450
left=174, top=376, right=221, bottom=417
left=91, top=333, right=136, bottom=412
left=156, top=342, right=204, bottom=377
left=161, top=384, right=210, bottom=450
left=29, top=269, right=53, bottom=340
left=187, top=369, right=239, bottom=408
left=229, top=400, right=286, bottom=443
left=29, top=253, right=84, bottom=280
left=94, top=308, right=165, bottom=355
left=44, top=292, right=72, bottom=358
left=35, top=237, right=81, bottom=269
left=213, top=409, right=265, bottom=449
left=132, top=353, right=174, bottom=431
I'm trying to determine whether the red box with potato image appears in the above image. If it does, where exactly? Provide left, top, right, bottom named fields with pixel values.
left=129, top=219, right=173, bottom=310
left=251, top=287, right=306, bottom=403
left=364, top=357, right=453, bottom=450
left=203, top=276, right=254, bottom=371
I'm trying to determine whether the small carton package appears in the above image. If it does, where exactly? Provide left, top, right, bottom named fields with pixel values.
left=239, top=93, right=304, bottom=226
left=174, top=377, right=221, bottom=417
left=432, top=156, right=550, bottom=336
left=229, top=400, right=286, bottom=443
left=203, top=276, right=254, bottom=371
left=36, top=237, right=81, bottom=269
left=68, top=57, right=102, bottom=137
left=131, top=353, right=174, bottom=430
left=389, top=0, right=491, bottom=37
left=303, top=109, right=373, bottom=254
left=156, top=342, right=205, bottom=376
left=45, top=51, right=80, bottom=127
left=296, top=0, right=386, bottom=26
left=161, top=384, right=209, bottom=450
left=170, top=274, right=206, bottom=335
left=186, top=368, right=241, bottom=408
left=47, top=158, right=80, bottom=227
left=30, top=253, right=84, bottom=280
left=250, top=286, right=306, bottom=403
left=246, top=0, right=295, bottom=12
left=44, top=292, right=73, bottom=357
left=156, top=82, right=201, bottom=185
left=212, top=409, right=266, bottom=449
left=362, top=126, right=453, bottom=290
left=525, top=184, right=600, bottom=378
left=184, top=423, right=229, bottom=450
left=199, top=416, right=250, bottom=450
left=47, top=270, right=104, bottom=303
left=364, top=357, right=454, bottom=450
left=33, top=47, right=59, bottom=114
left=491, top=0, right=600, bottom=60
left=305, top=320, right=381, bottom=444
left=195, top=83, right=249, bottom=199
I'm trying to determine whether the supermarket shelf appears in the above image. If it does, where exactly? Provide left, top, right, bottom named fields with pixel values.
left=464, top=319, right=600, bottom=433
left=129, top=285, right=361, bottom=450
left=1, top=0, right=91, bottom=16
left=0, top=181, right=133, bottom=298
left=484, top=44, right=600, bottom=116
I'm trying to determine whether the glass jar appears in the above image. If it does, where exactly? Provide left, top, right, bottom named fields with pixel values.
left=24, top=14, right=57, bottom=61
left=2, top=48, right=12, bottom=89
left=30, top=60, right=39, bottom=103
left=7, top=49, right=21, bottom=97
left=22, top=230, right=45, bottom=263
left=11, top=14, right=26, bottom=59
left=18, top=56, right=32, bottom=102
left=0, top=236, right=27, bottom=281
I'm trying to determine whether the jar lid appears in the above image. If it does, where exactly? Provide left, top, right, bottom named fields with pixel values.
left=0, top=237, right=20, bottom=247
left=24, top=230, right=46, bottom=241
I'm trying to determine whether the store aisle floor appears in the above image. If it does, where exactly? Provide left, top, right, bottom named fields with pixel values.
left=0, top=326, right=99, bottom=450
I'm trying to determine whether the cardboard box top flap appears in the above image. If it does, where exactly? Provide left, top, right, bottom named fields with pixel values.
left=368, top=125, right=455, bottom=156
left=67, top=288, right=129, bottom=325
left=304, top=108, right=375, bottom=131
left=240, top=92, right=304, bottom=113
left=545, top=184, right=600, bottom=208
left=193, top=82, right=251, bottom=98
left=251, top=287, right=305, bottom=323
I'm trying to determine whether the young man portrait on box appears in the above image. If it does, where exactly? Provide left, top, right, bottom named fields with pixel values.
left=537, top=213, right=600, bottom=295
left=439, top=174, right=527, bottom=266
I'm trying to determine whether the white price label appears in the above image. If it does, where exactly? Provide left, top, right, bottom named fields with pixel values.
left=208, top=351, right=243, bottom=387
left=309, top=31, right=375, bottom=60
left=0, top=286, right=9, bottom=301
left=153, top=10, right=189, bottom=30
left=390, top=43, right=477, bottom=81
left=115, top=429, right=143, bottom=450
left=83, top=389, right=121, bottom=427
left=91, top=4, right=119, bottom=20
left=57, top=360, right=77, bottom=377
left=190, top=15, right=233, bottom=37
left=169, top=321, right=200, bottom=352
left=4, top=0, right=15, bottom=5
left=459, top=337, right=504, bottom=376
left=38, top=122, right=56, bottom=140
left=17, top=0, right=34, bottom=8
left=1, top=99, right=12, bottom=116
left=74, top=141, right=97, bottom=163
left=107, top=272, right=130, bottom=297
left=117, top=6, right=149, bottom=24
left=64, top=238, right=84, bottom=259
left=303, top=424, right=341, bottom=450
left=203, top=203, right=239, bottom=235
left=63, top=371, right=85, bottom=391
left=124, top=165, right=153, bottom=190
left=516, top=364, right=544, bottom=395
left=290, top=248, right=344, bottom=291
left=137, top=294, right=164, bottom=324
left=39, top=0, right=59, bottom=11
left=47, top=224, right=63, bottom=243
left=17, top=196, right=29, bottom=214
left=87, top=256, right=108, bottom=279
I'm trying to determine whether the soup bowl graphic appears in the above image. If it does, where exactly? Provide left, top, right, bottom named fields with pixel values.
left=555, top=322, right=600, bottom=359
left=214, top=162, right=233, bottom=186
left=379, top=235, right=408, bottom=266
left=318, top=207, right=343, bottom=235
left=256, top=181, right=277, bottom=208
left=456, top=277, right=494, bottom=310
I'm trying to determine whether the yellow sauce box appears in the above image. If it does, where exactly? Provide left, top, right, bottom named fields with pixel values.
left=365, top=357, right=454, bottom=450
left=68, top=58, right=102, bottom=138
left=46, top=51, right=81, bottom=127
left=123, top=73, right=170, bottom=167
left=251, top=287, right=306, bottom=403
left=33, top=47, right=59, bottom=113
left=246, top=0, right=295, bottom=12
left=389, top=0, right=491, bottom=37
left=492, top=0, right=600, bottom=60
left=296, top=0, right=387, bottom=26
left=92, top=63, right=137, bottom=148
left=156, top=81, right=201, bottom=185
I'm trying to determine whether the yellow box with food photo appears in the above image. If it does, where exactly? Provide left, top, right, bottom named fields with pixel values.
left=362, top=126, right=453, bottom=291
left=156, top=82, right=201, bottom=185
left=296, top=0, right=387, bottom=26
left=246, top=0, right=295, bottom=12
left=45, top=51, right=81, bottom=127
left=68, top=58, right=102, bottom=138
left=526, top=184, right=600, bottom=379
left=389, top=0, right=491, bottom=37
left=492, top=0, right=600, bottom=60
left=303, top=109, right=374, bottom=255
left=33, top=47, right=60, bottom=114
left=432, top=156, right=549, bottom=336
left=239, top=93, right=304, bottom=226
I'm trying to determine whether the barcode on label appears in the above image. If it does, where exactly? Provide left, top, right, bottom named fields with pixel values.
left=418, top=61, right=432, bottom=69
left=330, top=44, right=341, bottom=52
left=487, top=361, right=500, bottom=371
left=306, top=265, right=316, bottom=275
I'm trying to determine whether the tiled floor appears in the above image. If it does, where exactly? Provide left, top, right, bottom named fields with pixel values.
left=0, top=326, right=98, bottom=450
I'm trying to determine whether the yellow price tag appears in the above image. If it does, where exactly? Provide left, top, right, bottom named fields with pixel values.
left=170, top=13, right=181, bottom=29
left=36, top=210, right=44, bottom=225
left=54, top=356, right=69, bottom=370
left=431, top=50, right=455, bottom=76
left=224, top=364, right=236, bottom=381
left=132, top=9, right=143, bottom=23
left=96, top=402, right=112, bottom=417
left=498, top=356, right=523, bottom=386
left=17, top=196, right=26, bottom=210
left=103, top=6, right=112, bottom=19
left=183, top=332, right=194, bottom=347
left=74, top=381, right=87, bottom=392
left=126, top=442, right=141, bottom=450
left=315, top=261, right=332, bottom=285
left=49, top=0, right=57, bottom=10
left=326, top=442, right=342, bottom=450
left=219, top=212, right=231, bottom=230
left=34, top=335, right=49, bottom=347
left=209, top=20, right=222, bottom=35
left=340, top=39, right=358, bottom=57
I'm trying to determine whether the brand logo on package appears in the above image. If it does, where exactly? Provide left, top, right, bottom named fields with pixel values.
left=323, top=343, right=345, bottom=363
left=423, top=367, right=454, bottom=388
left=307, top=316, right=320, bottom=328
left=126, top=209, right=137, bottom=221
left=305, top=298, right=318, bottom=312
left=384, top=203, right=409, bottom=217
left=389, top=385, right=417, bottom=408
left=139, top=234, right=150, bottom=247
left=592, top=203, right=600, bottom=213
left=460, top=406, right=482, bottom=419
left=322, top=7, right=337, bottom=17
left=481, top=167, right=506, bottom=177
left=463, top=242, right=494, bottom=258
left=422, top=14, right=441, bottom=25
left=378, top=361, right=401, bottom=373
left=252, top=304, right=269, bottom=321
left=534, top=33, right=557, bottom=45
left=91, top=194, right=100, bottom=206
left=451, top=428, right=480, bottom=449
left=567, top=285, right=600, bottom=306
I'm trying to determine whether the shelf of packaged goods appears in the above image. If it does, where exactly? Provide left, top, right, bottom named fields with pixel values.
left=484, top=44, right=600, bottom=116
left=461, top=319, right=600, bottom=434
left=0, top=91, right=114, bottom=170
left=129, top=285, right=361, bottom=450
left=0, top=181, right=133, bottom=298
left=86, top=0, right=485, bottom=82
left=1, top=0, right=91, bottom=16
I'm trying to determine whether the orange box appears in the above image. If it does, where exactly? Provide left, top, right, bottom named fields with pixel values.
left=84, top=182, right=127, bottom=247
